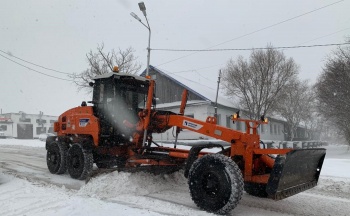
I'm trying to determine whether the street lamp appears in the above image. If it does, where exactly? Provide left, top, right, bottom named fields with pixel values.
left=130, top=1, right=151, bottom=76
left=131, top=2, right=152, bottom=147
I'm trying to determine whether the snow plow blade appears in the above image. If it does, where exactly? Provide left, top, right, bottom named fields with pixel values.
left=266, top=148, right=326, bottom=200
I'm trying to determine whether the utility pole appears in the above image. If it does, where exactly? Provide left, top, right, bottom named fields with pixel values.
left=214, top=70, right=221, bottom=119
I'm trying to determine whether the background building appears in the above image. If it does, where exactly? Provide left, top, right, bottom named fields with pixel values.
left=0, top=111, right=57, bottom=139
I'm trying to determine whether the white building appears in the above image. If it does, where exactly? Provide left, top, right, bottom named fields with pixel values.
left=0, top=112, right=57, bottom=139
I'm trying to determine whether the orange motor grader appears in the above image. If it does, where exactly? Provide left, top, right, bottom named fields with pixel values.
left=46, top=70, right=326, bottom=214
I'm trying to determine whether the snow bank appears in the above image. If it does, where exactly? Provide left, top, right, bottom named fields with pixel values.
left=0, top=138, right=45, bottom=148
left=322, top=159, right=350, bottom=178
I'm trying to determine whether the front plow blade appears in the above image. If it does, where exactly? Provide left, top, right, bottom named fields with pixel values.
left=266, top=148, right=326, bottom=200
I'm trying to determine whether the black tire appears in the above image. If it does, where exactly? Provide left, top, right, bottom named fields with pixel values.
left=67, top=143, right=93, bottom=180
left=45, top=136, right=57, bottom=150
left=244, top=182, right=268, bottom=198
left=188, top=154, right=244, bottom=215
left=46, top=141, right=67, bottom=174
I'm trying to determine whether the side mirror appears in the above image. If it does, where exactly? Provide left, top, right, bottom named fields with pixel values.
left=89, top=82, right=94, bottom=87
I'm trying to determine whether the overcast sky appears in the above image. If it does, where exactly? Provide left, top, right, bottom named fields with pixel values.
left=1, top=0, right=349, bottom=116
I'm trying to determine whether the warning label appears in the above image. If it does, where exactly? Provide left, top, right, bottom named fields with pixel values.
left=79, top=118, right=90, bottom=127
left=183, top=120, right=203, bottom=130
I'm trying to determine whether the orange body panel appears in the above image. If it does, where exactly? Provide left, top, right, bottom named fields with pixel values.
left=158, top=115, right=246, bottom=143
left=56, top=106, right=100, bottom=146
left=153, top=112, right=291, bottom=182
left=251, top=174, right=270, bottom=184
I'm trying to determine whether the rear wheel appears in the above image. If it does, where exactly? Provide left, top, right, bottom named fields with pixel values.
left=67, top=143, right=93, bottom=180
left=188, top=154, right=243, bottom=215
left=46, top=141, right=67, bottom=174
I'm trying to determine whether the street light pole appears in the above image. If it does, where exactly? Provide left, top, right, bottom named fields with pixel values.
left=130, top=2, right=151, bottom=76
left=145, top=16, right=151, bottom=77
left=131, top=2, right=152, bottom=146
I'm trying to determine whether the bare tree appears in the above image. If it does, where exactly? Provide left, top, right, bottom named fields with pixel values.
left=71, top=44, right=142, bottom=93
left=316, top=42, right=350, bottom=147
left=305, top=114, right=343, bottom=144
left=275, top=79, right=313, bottom=140
left=222, top=46, right=299, bottom=120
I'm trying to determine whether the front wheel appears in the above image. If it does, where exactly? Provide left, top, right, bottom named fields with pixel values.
left=188, top=154, right=244, bottom=215
left=67, top=143, right=93, bottom=180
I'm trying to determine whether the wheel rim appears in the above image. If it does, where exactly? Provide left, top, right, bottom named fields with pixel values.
left=50, top=152, right=58, bottom=165
left=72, top=155, right=80, bottom=168
left=202, top=172, right=220, bottom=198
left=68, top=147, right=84, bottom=173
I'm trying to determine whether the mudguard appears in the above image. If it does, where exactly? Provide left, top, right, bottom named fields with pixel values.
left=45, top=136, right=57, bottom=150
left=266, top=148, right=326, bottom=200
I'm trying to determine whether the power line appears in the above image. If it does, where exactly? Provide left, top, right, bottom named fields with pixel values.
left=169, top=68, right=213, bottom=82
left=158, top=66, right=216, bottom=91
left=0, top=53, right=73, bottom=81
left=164, top=63, right=224, bottom=74
left=199, top=1, right=345, bottom=50
left=157, top=28, right=350, bottom=79
left=152, top=42, right=350, bottom=52
left=296, top=27, right=350, bottom=45
left=0, top=49, right=72, bottom=75
left=164, top=27, right=350, bottom=74
left=156, top=0, right=345, bottom=66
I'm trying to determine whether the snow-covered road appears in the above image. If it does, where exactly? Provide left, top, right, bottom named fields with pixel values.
left=1, top=140, right=350, bottom=216
left=0, top=145, right=84, bottom=190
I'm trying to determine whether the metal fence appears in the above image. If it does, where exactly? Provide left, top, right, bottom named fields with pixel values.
left=261, top=140, right=328, bottom=149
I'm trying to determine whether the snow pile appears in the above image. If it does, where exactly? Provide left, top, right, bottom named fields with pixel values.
left=77, top=171, right=218, bottom=216
left=79, top=170, right=187, bottom=198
